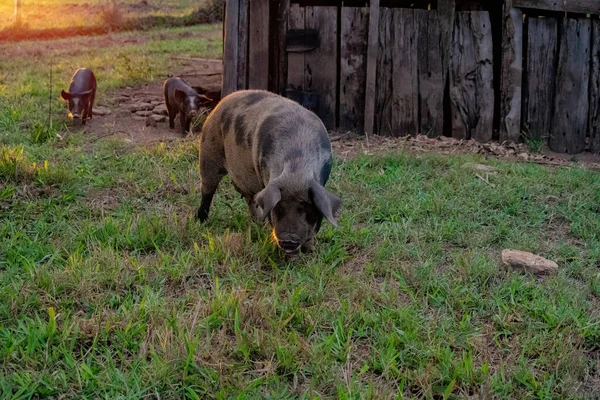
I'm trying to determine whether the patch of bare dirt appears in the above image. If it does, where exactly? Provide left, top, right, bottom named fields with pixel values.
left=330, top=133, right=600, bottom=170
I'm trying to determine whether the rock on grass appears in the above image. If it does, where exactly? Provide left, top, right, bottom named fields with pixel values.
left=501, top=249, right=558, bottom=275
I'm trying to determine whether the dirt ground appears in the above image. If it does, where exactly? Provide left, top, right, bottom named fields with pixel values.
left=77, top=60, right=600, bottom=170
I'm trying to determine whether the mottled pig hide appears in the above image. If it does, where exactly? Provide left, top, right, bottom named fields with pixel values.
left=197, top=90, right=341, bottom=254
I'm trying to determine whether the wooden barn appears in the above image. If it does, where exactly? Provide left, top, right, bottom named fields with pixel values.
left=221, top=0, right=600, bottom=154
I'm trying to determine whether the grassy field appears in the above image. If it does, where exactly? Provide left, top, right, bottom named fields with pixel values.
left=0, top=0, right=213, bottom=31
left=1, top=26, right=600, bottom=399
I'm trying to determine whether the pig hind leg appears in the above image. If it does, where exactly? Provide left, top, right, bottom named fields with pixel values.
left=87, top=91, right=95, bottom=120
left=166, top=99, right=176, bottom=129
left=196, top=148, right=226, bottom=222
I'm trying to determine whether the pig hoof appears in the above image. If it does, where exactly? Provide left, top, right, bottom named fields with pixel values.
left=196, top=208, right=208, bottom=222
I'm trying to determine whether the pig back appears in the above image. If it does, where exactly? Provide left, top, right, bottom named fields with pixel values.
left=207, top=90, right=332, bottom=195
left=69, top=68, right=96, bottom=94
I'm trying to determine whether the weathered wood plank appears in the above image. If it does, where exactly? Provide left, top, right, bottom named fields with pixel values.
left=237, top=0, right=249, bottom=91
left=305, top=6, right=338, bottom=130
left=287, top=4, right=305, bottom=90
left=222, top=0, right=239, bottom=97
left=590, top=18, right=600, bottom=153
left=275, top=0, right=290, bottom=95
left=364, top=0, right=380, bottom=135
left=248, top=0, right=269, bottom=90
left=417, top=10, right=444, bottom=137
left=499, top=3, right=523, bottom=143
left=450, top=12, right=494, bottom=142
left=438, top=0, right=456, bottom=77
left=391, top=9, right=419, bottom=137
left=523, top=17, right=558, bottom=141
left=375, top=7, right=393, bottom=136
left=550, top=18, right=591, bottom=154
left=340, top=7, right=369, bottom=132
left=514, top=0, right=600, bottom=15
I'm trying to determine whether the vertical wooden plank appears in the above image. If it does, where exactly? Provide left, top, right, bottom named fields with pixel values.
left=550, top=18, right=591, bottom=154
left=417, top=10, right=444, bottom=137
left=276, top=0, right=291, bottom=95
left=523, top=17, right=558, bottom=141
left=364, top=0, right=380, bottom=135
left=222, top=0, right=240, bottom=97
left=305, top=6, right=338, bottom=130
left=375, top=7, right=392, bottom=136
left=590, top=18, right=600, bottom=153
left=248, top=0, right=269, bottom=90
left=391, top=9, right=419, bottom=137
left=237, top=0, right=249, bottom=91
left=340, top=7, right=369, bottom=132
left=438, top=0, right=456, bottom=77
left=450, top=12, right=494, bottom=142
left=499, top=3, right=523, bottom=143
left=287, top=4, right=305, bottom=90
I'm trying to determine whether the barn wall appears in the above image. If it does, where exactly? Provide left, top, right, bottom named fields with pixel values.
left=223, top=0, right=600, bottom=154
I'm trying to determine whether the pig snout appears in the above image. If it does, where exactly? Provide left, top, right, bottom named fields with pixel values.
left=274, top=233, right=302, bottom=254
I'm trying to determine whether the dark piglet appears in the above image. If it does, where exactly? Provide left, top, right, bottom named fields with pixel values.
left=197, top=90, right=342, bottom=255
left=61, top=68, right=97, bottom=125
left=164, top=77, right=210, bottom=135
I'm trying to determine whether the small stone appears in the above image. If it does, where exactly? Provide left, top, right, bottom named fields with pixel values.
left=153, top=104, right=168, bottom=115
left=462, top=162, right=497, bottom=173
left=501, top=250, right=558, bottom=275
left=151, top=114, right=166, bottom=122
left=517, top=152, right=529, bottom=161
left=150, top=100, right=162, bottom=105
left=93, top=106, right=112, bottom=116
left=135, top=110, right=153, bottom=117
left=145, top=117, right=157, bottom=127
left=133, top=116, right=146, bottom=121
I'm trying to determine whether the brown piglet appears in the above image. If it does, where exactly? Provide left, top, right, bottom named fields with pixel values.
left=61, top=68, right=97, bottom=125
left=164, top=77, right=210, bottom=135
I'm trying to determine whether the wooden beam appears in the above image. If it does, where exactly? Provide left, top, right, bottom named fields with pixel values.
left=237, top=0, right=249, bottom=91
left=222, top=0, right=240, bottom=97
left=276, top=0, right=291, bottom=95
left=499, top=2, right=523, bottom=143
left=248, top=0, right=270, bottom=90
left=513, top=0, right=600, bottom=15
left=591, top=18, right=600, bottom=153
left=363, top=0, right=380, bottom=135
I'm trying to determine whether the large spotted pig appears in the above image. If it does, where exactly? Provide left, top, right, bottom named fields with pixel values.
left=197, top=90, right=341, bottom=254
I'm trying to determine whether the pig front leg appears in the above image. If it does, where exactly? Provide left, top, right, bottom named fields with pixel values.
left=88, top=91, right=95, bottom=119
left=196, top=148, right=226, bottom=222
left=167, top=104, right=176, bottom=130
left=180, top=113, right=187, bottom=135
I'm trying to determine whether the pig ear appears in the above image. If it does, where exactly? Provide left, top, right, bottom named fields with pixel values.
left=255, top=182, right=281, bottom=221
left=61, top=90, right=70, bottom=100
left=199, top=94, right=212, bottom=106
left=174, top=89, right=187, bottom=104
left=310, top=182, right=341, bottom=227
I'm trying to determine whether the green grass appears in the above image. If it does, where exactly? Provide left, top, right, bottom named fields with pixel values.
left=0, top=0, right=214, bottom=31
left=1, top=27, right=600, bottom=399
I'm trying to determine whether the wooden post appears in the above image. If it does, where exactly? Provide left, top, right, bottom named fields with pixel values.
left=222, top=0, right=240, bottom=97
left=363, top=0, right=380, bottom=136
left=237, top=0, right=249, bottom=91
left=550, top=18, right=591, bottom=154
left=523, top=17, right=558, bottom=141
left=14, top=0, right=22, bottom=27
left=287, top=4, right=305, bottom=90
left=590, top=18, right=600, bottom=153
left=438, top=0, right=455, bottom=78
left=276, top=0, right=291, bottom=95
left=499, top=1, right=523, bottom=143
left=340, top=7, right=369, bottom=132
left=450, top=12, right=495, bottom=142
left=248, top=0, right=270, bottom=90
